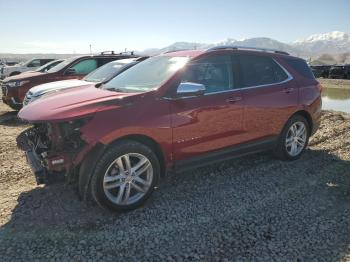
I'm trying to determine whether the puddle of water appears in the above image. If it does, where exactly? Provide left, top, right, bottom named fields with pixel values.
left=322, top=88, right=350, bottom=113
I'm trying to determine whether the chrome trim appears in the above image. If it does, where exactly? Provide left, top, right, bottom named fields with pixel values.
left=163, top=58, right=294, bottom=100
left=177, top=82, right=205, bottom=95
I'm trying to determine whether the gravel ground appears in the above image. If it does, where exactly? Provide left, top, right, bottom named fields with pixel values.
left=0, top=96, right=350, bottom=261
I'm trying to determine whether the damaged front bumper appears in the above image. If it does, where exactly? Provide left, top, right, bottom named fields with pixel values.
left=17, top=128, right=76, bottom=185
left=26, top=148, right=47, bottom=184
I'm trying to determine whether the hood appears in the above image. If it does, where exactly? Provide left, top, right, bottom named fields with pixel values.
left=4, top=71, right=44, bottom=82
left=18, top=86, right=145, bottom=123
left=3, top=65, right=20, bottom=70
left=29, top=79, right=92, bottom=97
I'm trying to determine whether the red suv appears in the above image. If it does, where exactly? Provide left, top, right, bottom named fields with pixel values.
left=18, top=47, right=322, bottom=211
left=2, top=51, right=136, bottom=110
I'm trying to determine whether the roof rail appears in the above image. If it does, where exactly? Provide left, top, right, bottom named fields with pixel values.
left=163, top=49, right=192, bottom=54
left=206, top=45, right=290, bottom=55
left=101, top=51, right=115, bottom=55
left=100, top=50, right=136, bottom=56
left=118, top=51, right=135, bottom=56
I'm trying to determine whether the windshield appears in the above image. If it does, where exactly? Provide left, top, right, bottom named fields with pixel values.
left=47, top=56, right=77, bottom=73
left=103, top=56, right=189, bottom=92
left=35, top=60, right=63, bottom=72
left=83, top=59, right=135, bottom=83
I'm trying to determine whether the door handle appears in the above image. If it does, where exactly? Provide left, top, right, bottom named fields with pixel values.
left=226, top=97, right=242, bottom=103
left=283, top=87, right=294, bottom=94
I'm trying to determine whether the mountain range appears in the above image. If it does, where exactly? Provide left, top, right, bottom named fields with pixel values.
left=1, top=31, right=349, bottom=63
left=142, top=31, right=350, bottom=58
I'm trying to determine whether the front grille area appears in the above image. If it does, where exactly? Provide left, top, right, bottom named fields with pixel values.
left=23, top=96, right=29, bottom=105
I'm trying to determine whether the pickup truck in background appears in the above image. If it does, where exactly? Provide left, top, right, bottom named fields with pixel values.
left=0, top=58, right=55, bottom=79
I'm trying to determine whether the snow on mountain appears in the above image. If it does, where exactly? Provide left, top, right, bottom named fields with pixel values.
left=292, top=31, right=350, bottom=54
left=294, top=31, right=349, bottom=43
left=140, top=31, right=350, bottom=56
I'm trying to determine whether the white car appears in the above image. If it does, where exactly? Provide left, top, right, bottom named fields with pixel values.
left=0, top=58, right=55, bottom=79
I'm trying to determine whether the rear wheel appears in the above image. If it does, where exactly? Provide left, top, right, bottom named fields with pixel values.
left=274, top=115, right=310, bottom=161
left=90, top=140, right=160, bottom=211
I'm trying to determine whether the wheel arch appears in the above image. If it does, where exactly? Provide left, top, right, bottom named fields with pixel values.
left=291, top=110, right=313, bottom=133
left=110, top=134, right=167, bottom=177
left=78, top=134, right=167, bottom=201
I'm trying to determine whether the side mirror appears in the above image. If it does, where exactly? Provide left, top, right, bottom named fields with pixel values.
left=176, top=82, right=205, bottom=97
left=65, top=68, right=76, bottom=75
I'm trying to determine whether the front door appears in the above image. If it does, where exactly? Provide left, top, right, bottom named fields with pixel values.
left=170, top=54, right=245, bottom=162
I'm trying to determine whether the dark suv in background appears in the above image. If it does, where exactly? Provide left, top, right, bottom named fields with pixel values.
left=1, top=51, right=137, bottom=109
left=18, top=46, right=322, bottom=211
left=328, top=65, right=350, bottom=79
left=310, top=65, right=331, bottom=78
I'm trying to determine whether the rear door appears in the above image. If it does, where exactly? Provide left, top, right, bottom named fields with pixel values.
left=237, top=54, right=298, bottom=142
left=171, top=54, right=245, bottom=162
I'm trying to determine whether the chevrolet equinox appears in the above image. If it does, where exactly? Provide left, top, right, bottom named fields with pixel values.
left=18, top=47, right=322, bottom=211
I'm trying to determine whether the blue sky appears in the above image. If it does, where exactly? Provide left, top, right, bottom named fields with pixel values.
left=0, top=0, right=349, bottom=53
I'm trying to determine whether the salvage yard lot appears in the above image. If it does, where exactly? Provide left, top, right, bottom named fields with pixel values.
left=0, top=91, right=350, bottom=260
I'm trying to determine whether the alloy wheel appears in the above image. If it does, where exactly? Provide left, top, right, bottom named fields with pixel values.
left=285, top=121, right=307, bottom=157
left=103, top=153, right=153, bottom=206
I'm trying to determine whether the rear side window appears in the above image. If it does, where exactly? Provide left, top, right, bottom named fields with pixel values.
left=283, top=58, right=315, bottom=79
left=181, top=55, right=234, bottom=94
left=238, top=54, right=289, bottom=88
left=71, top=59, right=98, bottom=74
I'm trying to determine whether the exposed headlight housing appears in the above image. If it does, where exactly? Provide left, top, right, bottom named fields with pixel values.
left=7, top=80, right=30, bottom=88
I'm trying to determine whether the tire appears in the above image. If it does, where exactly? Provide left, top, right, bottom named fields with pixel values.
left=90, top=140, right=160, bottom=211
left=273, top=115, right=310, bottom=161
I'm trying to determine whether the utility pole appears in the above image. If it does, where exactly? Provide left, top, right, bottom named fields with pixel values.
left=89, top=44, right=92, bottom=54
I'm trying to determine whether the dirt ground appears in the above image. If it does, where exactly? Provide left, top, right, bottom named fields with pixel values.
left=0, top=84, right=350, bottom=260
left=319, top=78, right=350, bottom=89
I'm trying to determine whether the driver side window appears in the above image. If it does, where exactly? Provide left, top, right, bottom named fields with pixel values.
left=181, top=55, right=234, bottom=94
left=70, top=59, right=98, bottom=75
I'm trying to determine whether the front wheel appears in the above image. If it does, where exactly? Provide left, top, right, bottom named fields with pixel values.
left=274, top=115, right=310, bottom=161
left=90, top=140, right=160, bottom=211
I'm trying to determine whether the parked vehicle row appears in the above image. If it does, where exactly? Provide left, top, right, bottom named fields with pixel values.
left=1, top=51, right=137, bottom=110
left=11, top=47, right=321, bottom=211
left=310, top=64, right=350, bottom=79
left=0, top=58, right=56, bottom=79
left=23, top=57, right=148, bottom=105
